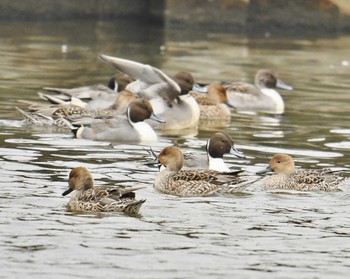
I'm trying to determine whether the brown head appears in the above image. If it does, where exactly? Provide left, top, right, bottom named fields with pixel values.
left=207, top=132, right=245, bottom=159
left=268, top=154, right=296, bottom=175
left=62, top=167, right=94, bottom=196
left=207, top=83, right=229, bottom=104
left=255, top=69, right=293, bottom=90
left=173, top=72, right=195, bottom=95
left=127, top=99, right=164, bottom=123
left=108, top=73, right=135, bottom=92
left=158, top=146, right=184, bottom=172
left=255, top=69, right=278, bottom=89
left=110, top=90, right=137, bottom=110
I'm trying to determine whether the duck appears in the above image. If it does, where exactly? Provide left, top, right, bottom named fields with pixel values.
left=184, top=132, right=246, bottom=172
left=107, top=73, right=135, bottom=92
left=190, top=83, right=234, bottom=119
left=36, top=71, right=134, bottom=110
left=69, top=99, right=164, bottom=143
left=62, top=166, right=145, bottom=214
left=16, top=106, right=69, bottom=127
left=20, top=89, right=137, bottom=122
left=224, top=69, right=293, bottom=114
left=154, top=146, right=254, bottom=197
left=38, top=85, right=118, bottom=111
left=99, top=54, right=203, bottom=130
left=258, top=153, right=347, bottom=191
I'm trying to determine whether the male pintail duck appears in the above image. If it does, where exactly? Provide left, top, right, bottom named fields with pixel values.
left=190, top=83, right=234, bottom=119
left=154, top=146, right=253, bottom=196
left=258, top=154, right=347, bottom=191
left=224, top=69, right=293, bottom=114
left=39, top=85, right=136, bottom=112
left=99, top=54, right=204, bottom=130
left=40, top=72, right=134, bottom=104
left=70, top=99, right=164, bottom=143
left=184, top=132, right=246, bottom=172
left=62, top=167, right=145, bottom=214
left=107, top=73, right=135, bottom=92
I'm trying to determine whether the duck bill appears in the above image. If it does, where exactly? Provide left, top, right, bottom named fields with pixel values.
left=192, top=83, right=208, bottom=93
left=256, top=165, right=273, bottom=175
left=225, top=100, right=236, bottom=109
left=276, top=79, right=293, bottom=91
left=62, top=187, right=73, bottom=196
left=230, top=147, right=246, bottom=159
left=150, top=113, right=166, bottom=123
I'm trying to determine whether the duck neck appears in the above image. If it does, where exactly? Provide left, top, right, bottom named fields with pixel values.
left=208, top=155, right=230, bottom=172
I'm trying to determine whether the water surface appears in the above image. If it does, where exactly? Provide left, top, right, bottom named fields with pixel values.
left=1, top=19, right=350, bottom=278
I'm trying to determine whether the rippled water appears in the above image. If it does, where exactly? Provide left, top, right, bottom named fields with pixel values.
left=1, top=19, right=350, bottom=278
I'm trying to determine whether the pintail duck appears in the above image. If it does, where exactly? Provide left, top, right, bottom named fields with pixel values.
left=258, top=154, right=347, bottom=191
left=70, top=99, right=164, bottom=143
left=39, top=72, right=134, bottom=104
left=184, top=132, right=246, bottom=172
left=99, top=54, right=203, bottom=130
left=38, top=85, right=134, bottom=112
left=154, top=146, right=254, bottom=197
left=190, top=83, right=234, bottom=119
left=16, top=106, right=68, bottom=127
left=224, top=69, right=293, bottom=114
left=107, top=73, right=135, bottom=92
left=62, top=167, right=145, bottom=214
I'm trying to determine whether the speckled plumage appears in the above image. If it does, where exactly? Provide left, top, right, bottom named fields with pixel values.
left=154, top=146, right=253, bottom=197
left=190, top=83, right=232, bottom=119
left=261, top=154, right=347, bottom=192
left=62, top=167, right=145, bottom=214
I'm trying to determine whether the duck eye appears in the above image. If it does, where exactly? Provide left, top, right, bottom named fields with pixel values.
left=277, top=160, right=281, bottom=163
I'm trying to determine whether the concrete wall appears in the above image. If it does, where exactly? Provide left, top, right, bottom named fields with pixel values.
left=0, top=0, right=349, bottom=35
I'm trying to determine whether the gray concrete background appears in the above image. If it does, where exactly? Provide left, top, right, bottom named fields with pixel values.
left=0, top=0, right=349, bottom=35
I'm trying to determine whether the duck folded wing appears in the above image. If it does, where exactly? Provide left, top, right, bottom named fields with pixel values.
left=224, top=82, right=261, bottom=96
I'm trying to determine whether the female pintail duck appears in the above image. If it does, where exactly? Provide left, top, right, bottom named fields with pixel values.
left=184, top=132, right=246, bottom=172
left=224, top=69, right=293, bottom=114
left=190, top=83, right=234, bottom=119
left=99, top=54, right=204, bottom=130
left=16, top=90, right=137, bottom=128
left=26, top=89, right=137, bottom=119
left=258, top=154, right=347, bottom=191
left=70, top=99, right=165, bottom=143
left=16, top=106, right=70, bottom=127
left=154, top=146, right=253, bottom=197
left=62, top=167, right=145, bottom=214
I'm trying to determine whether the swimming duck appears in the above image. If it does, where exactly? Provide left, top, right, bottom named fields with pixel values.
left=38, top=85, right=118, bottom=110
left=70, top=99, right=164, bottom=143
left=154, top=146, right=252, bottom=197
left=258, top=154, right=347, bottom=191
left=21, top=89, right=137, bottom=122
left=99, top=54, right=202, bottom=130
left=191, top=83, right=234, bottom=119
left=16, top=106, right=69, bottom=127
left=184, top=132, right=246, bottom=172
left=62, top=166, right=145, bottom=214
left=224, top=69, right=293, bottom=114
left=107, top=73, right=135, bottom=92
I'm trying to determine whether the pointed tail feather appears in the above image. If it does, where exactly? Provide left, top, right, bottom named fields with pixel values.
left=124, top=199, right=146, bottom=215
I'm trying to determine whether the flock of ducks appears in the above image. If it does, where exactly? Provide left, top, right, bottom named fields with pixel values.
left=16, top=54, right=348, bottom=214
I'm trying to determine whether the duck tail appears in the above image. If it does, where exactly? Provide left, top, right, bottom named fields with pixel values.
left=124, top=199, right=146, bottom=215
left=58, top=116, right=81, bottom=138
